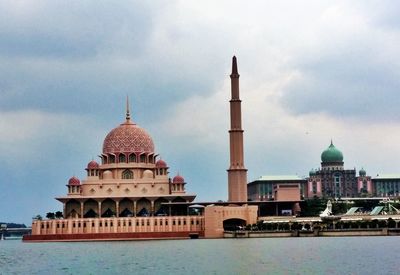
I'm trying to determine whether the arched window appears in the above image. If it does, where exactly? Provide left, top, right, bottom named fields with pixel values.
left=140, top=155, right=146, bottom=163
left=109, top=155, right=115, bottom=164
left=129, top=154, right=136, bottom=163
left=312, top=181, right=317, bottom=194
left=122, top=169, right=133, bottom=179
left=119, top=154, right=126, bottom=163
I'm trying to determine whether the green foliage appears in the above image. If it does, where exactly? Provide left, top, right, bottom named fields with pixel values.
left=33, top=215, right=43, bottom=221
left=300, top=198, right=327, bottom=217
left=353, top=200, right=380, bottom=212
left=378, top=220, right=387, bottom=228
left=331, top=202, right=348, bottom=215
left=55, top=211, right=63, bottom=219
left=291, top=222, right=301, bottom=230
left=387, top=218, right=396, bottom=228
left=46, top=212, right=55, bottom=219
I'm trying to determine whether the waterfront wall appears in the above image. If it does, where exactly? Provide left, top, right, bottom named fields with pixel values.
left=23, top=231, right=204, bottom=242
left=28, top=216, right=204, bottom=238
left=224, top=228, right=400, bottom=238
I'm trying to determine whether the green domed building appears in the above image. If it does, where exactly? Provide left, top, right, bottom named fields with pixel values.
left=308, top=141, right=362, bottom=198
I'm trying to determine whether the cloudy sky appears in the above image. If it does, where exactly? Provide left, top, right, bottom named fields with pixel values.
left=1, top=0, right=400, bottom=224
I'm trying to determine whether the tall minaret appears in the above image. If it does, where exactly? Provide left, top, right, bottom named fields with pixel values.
left=228, top=56, right=248, bottom=202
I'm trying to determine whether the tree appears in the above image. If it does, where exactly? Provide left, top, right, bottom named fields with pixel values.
left=55, top=211, right=63, bottom=219
left=33, top=215, right=43, bottom=221
left=46, top=212, right=55, bottom=219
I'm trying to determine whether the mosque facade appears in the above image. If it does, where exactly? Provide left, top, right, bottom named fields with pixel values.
left=24, top=57, right=258, bottom=241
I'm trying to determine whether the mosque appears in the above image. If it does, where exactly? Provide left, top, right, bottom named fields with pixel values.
left=24, top=57, right=265, bottom=241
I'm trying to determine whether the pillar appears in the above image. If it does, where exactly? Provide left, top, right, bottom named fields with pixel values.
left=63, top=203, right=66, bottom=218
left=98, top=201, right=102, bottom=218
left=151, top=200, right=155, bottom=216
left=116, top=201, right=120, bottom=218
left=80, top=202, right=84, bottom=219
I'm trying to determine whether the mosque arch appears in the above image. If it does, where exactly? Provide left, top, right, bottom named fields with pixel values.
left=139, top=154, right=146, bottom=163
left=154, top=198, right=168, bottom=216
left=65, top=199, right=81, bottom=219
left=136, top=198, right=151, bottom=217
left=148, top=154, right=154, bottom=164
left=122, top=169, right=133, bottom=179
left=119, top=198, right=134, bottom=217
left=83, top=199, right=98, bottom=218
left=129, top=153, right=137, bottom=163
left=101, top=198, right=116, bottom=217
left=118, top=153, right=126, bottom=163
left=109, top=154, right=116, bottom=164
left=223, top=218, right=246, bottom=231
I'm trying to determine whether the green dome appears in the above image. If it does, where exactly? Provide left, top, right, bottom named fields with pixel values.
left=321, top=141, right=343, bottom=163
left=359, top=168, right=366, bottom=176
left=309, top=169, right=316, bottom=176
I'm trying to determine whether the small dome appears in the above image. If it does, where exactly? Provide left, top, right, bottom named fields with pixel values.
left=156, top=159, right=167, bottom=168
left=68, top=176, right=80, bottom=186
left=359, top=168, right=366, bottom=176
left=87, top=160, right=99, bottom=170
left=321, top=141, right=343, bottom=163
left=309, top=169, right=316, bottom=176
left=103, top=170, right=113, bottom=180
left=143, top=170, right=154, bottom=178
left=173, top=174, right=185, bottom=184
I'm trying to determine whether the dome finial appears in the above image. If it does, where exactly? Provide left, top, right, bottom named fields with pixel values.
left=330, top=138, right=333, bottom=146
left=126, top=95, right=131, bottom=121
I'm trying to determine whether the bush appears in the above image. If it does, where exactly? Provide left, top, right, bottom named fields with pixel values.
left=387, top=218, right=396, bottom=228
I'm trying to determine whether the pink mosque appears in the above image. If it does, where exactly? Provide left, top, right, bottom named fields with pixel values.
left=24, top=57, right=297, bottom=241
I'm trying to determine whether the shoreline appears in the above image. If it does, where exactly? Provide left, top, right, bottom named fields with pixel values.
left=224, top=228, right=400, bottom=238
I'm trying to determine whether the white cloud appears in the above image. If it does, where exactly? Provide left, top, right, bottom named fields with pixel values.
left=0, top=110, right=104, bottom=166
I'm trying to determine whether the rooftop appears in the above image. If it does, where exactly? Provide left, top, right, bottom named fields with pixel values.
left=372, top=174, right=400, bottom=180
left=255, top=175, right=305, bottom=181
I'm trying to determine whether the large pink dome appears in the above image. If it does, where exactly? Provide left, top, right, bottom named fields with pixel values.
left=102, top=120, right=155, bottom=155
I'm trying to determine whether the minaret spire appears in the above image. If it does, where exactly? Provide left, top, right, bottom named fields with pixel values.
left=126, top=95, right=131, bottom=121
left=231, top=55, right=239, bottom=75
left=227, top=56, right=248, bottom=202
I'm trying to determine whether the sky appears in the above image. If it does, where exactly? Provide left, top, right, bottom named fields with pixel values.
left=1, top=0, right=400, bottom=224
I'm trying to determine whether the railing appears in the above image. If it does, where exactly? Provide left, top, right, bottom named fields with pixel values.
left=32, top=216, right=204, bottom=235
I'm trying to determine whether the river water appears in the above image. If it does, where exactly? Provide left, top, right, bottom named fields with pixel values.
left=1, top=237, right=399, bottom=274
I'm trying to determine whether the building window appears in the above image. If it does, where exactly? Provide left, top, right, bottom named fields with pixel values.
left=362, top=180, right=368, bottom=192
left=334, top=174, right=342, bottom=198
left=122, top=169, right=133, bottom=179
left=129, top=154, right=136, bottom=163
left=119, top=154, right=126, bottom=163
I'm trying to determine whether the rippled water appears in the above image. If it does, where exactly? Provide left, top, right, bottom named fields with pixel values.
left=1, top=237, right=399, bottom=274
